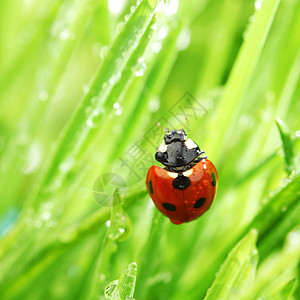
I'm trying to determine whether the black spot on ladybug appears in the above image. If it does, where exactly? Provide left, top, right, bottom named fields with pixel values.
left=148, top=180, right=153, bottom=194
left=194, top=198, right=206, bottom=208
left=162, top=202, right=176, bottom=211
left=172, top=173, right=191, bottom=190
left=211, top=172, right=216, bottom=186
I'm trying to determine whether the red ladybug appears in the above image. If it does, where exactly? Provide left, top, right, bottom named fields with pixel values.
left=146, top=128, right=218, bottom=225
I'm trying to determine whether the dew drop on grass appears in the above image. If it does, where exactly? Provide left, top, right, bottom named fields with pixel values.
left=59, top=156, right=75, bottom=173
left=295, top=130, right=300, bottom=137
left=99, top=45, right=110, bottom=59
left=130, top=5, right=136, bottom=13
left=124, top=14, right=130, bottom=22
left=204, top=98, right=214, bottom=110
left=255, top=0, right=262, bottom=10
left=176, top=27, right=191, bottom=51
left=59, top=29, right=71, bottom=40
left=108, top=72, right=121, bottom=85
left=113, top=102, right=120, bottom=109
left=105, top=280, right=119, bottom=299
left=82, top=84, right=90, bottom=94
left=108, top=204, right=132, bottom=242
left=148, top=97, right=160, bottom=112
left=108, top=0, right=126, bottom=15
left=287, top=231, right=300, bottom=246
left=116, top=21, right=125, bottom=34
left=38, top=90, right=49, bottom=101
left=281, top=206, right=287, bottom=212
left=41, top=211, right=51, bottom=221
left=152, top=41, right=162, bottom=53
left=87, top=109, right=103, bottom=128
left=21, top=141, right=41, bottom=174
left=133, top=58, right=147, bottom=77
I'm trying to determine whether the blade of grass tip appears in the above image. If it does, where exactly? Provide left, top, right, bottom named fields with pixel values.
left=239, top=230, right=300, bottom=300
left=22, top=0, right=158, bottom=211
left=208, top=0, right=281, bottom=162
left=104, top=262, right=138, bottom=300
left=87, top=189, right=133, bottom=300
left=204, top=229, right=258, bottom=300
left=275, top=117, right=296, bottom=175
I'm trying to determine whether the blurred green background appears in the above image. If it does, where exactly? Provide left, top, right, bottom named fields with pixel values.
left=0, top=0, right=299, bottom=299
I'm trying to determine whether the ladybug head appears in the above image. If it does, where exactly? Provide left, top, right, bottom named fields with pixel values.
left=156, top=128, right=201, bottom=168
left=164, top=129, right=187, bottom=145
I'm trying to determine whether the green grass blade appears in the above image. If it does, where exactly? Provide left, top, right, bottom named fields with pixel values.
left=275, top=117, right=296, bottom=174
left=104, top=262, right=138, bottom=300
left=245, top=173, right=300, bottom=246
left=23, top=0, right=158, bottom=210
left=208, top=0, right=281, bottom=161
left=204, top=229, right=258, bottom=300
left=240, top=230, right=300, bottom=300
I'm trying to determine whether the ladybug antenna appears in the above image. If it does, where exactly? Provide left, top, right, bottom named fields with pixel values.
left=182, top=117, right=188, bottom=130
left=157, top=123, right=168, bottom=132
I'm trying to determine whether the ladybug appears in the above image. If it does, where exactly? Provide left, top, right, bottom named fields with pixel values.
left=146, top=128, right=218, bottom=225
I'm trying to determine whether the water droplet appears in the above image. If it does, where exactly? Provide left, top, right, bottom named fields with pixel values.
left=295, top=130, right=300, bottom=137
left=281, top=206, right=287, bottom=212
left=105, top=280, right=119, bottom=299
left=116, top=21, right=125, bottom=33
left=155, top=0, right=178, bottom=15
left=38, top=90, right=49, bottom=101
left=148, top=97, right=160, bottom=112
left=176, top=27, right=191, bottom=51
left=255, top=0, right=262, bottom=10
left=151, top=41, right=162, bottom=53
left=108, top=201, right=132, bottom=241
left=108, top=0, right=126, bottom=15
left=100, top=46, right=110, bottom=59
left=130, top=5, right=136, bottom=12
left=287, top=231, right=300, bottom=246
left=239, top=114, right=255, bottom=128
left=109, top=72, right=121, bottom=85
left=87, top=109, right=103, bottom=128
left=91, top=96, right=100, bottom=105
left=59, top=156, right=75, bottom=173
left=82, top=84, right=90, bottom=94
left=113, top=102, right=120, bottom=109
left=158, top=27, right=168, bottom=39
left=105, top=220, right=111, bottom=227
left=21, top=141, right=41, bottom=174
left=59, top=29, right=71, bottom=40
left=204, top=98, right=214, bottom=109
left=124, top=14, right=130, bottom=22
left=133, top=58, right=147, bottom=77
left=41, top=211, right=51, bottom=220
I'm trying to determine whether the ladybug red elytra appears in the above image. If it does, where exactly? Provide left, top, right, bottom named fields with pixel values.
left=146, top=128, right=218, bottom=225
